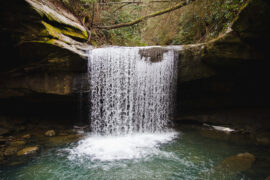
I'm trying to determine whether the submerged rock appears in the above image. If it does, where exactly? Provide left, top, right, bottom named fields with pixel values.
left=45, top=130, right=56, bottom=137
left=223, top=153, right=256, bottom=170
left=17, top=146, right=39, bottom=156
left=203, top=152, right=255, bottom=179
left=200, top=128, right=231, bottom=141
left=8, top=161, right=25, bottom=166
left=47, top=134, right=81, bottom=146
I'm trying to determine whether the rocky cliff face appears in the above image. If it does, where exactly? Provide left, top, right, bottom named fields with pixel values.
left=179, top=0, right=270, bottom=82
left=176, top=0, right=270, bottom=128
left=0, top=0, right=89, bottom=98
left=0, top=0, right=91, bottom=120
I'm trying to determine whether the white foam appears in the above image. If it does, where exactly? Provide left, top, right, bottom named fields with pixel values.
left=67, top=131, right=178, bottom=161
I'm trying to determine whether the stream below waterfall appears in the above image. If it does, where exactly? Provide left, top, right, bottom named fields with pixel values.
left=1, top=126, right=270, bottom=180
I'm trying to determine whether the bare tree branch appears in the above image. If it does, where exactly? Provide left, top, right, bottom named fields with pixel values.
left=112, top=2, right=133, bottom=14
left=94, top=0, right=195, bottom=30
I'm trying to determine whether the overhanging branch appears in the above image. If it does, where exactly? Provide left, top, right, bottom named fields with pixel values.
left=94, top=0, right=195, bottom=30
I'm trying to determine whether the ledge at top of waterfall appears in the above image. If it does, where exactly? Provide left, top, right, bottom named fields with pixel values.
left=88, top=46, right=179, bottom=135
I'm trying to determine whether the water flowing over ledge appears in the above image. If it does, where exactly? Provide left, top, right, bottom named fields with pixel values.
left=68, top=46, right=179, bottom=162
left=88, top=46, right=178, bottom=135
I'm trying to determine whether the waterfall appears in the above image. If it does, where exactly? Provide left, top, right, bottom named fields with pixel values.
left=67, top=46, right=179, bottom=161
left=88, top=47, right=178, bottom=135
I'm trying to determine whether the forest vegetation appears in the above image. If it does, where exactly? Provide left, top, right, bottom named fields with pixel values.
left=49, top=0, right=246, bottom=46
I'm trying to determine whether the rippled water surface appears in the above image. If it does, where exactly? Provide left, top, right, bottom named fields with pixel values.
left=1, top=128, right=270, bottom=180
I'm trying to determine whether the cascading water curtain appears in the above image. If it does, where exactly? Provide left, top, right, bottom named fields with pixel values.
left=88, top=47, right=178, bottom=135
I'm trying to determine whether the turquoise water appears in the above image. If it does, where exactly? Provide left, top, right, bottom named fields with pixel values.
left=1, top=128, right=270, bottom=180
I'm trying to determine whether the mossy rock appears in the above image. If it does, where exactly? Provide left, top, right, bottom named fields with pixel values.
left=0, top=0, right=88, bottom=73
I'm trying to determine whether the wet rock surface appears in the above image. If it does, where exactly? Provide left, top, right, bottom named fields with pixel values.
left=22, top=134, right=31, bottom=139
left=176, top=122, right=270, bottom=148
left=139, top=47, right=169, bottom=63
left=17, top=146, right=39, bottom=156
left=204, top=152, right=256, bottom=179
left=45, top=130, right=56, bottom=137
left=46, top=133, right=82, bottom=146
left=175, top=108, right=270, bottom=136
left=0, top=116, right=84, bottom=166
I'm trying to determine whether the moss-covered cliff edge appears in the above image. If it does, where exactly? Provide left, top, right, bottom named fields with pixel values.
left=0, top=0, right=89, bottom=97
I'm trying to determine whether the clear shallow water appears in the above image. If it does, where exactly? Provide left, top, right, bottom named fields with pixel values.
left=1, top=129, right=270, bottom=180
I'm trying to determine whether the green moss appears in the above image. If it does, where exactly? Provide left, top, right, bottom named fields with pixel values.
left=90, top=40, right=98, bottom=47
left=30, top=39, right=58, bottom=46
left=82, top=30, right=88, bottom=39
left=63, top=27, right=88, bottom=40
left=41, top=21, right=87, bottom=41
left=41, top=21, right=62, bottom=39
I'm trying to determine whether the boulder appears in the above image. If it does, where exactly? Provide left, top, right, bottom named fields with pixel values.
left=204, top=152, right=255, bottom=179
left=45, top=130, right=56, bottom=137
left=17, top=146, right=39, bottom=156
left=22, top=134, right=31, bottom=139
